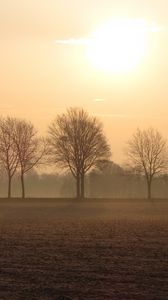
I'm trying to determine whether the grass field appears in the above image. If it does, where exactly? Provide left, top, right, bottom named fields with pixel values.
left=0, top=198, right=167, bottom=300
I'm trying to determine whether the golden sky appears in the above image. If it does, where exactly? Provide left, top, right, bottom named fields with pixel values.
left=0, top=0, right=168, bottom=163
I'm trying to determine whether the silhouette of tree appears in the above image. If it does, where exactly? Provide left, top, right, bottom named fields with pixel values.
left=48, top=108, right=111, bottom=198
left=0, top=117, right=19, bottom=198
left=126, top=128, right=168, bottom=199
left=13, top=120, right=46, bottom=198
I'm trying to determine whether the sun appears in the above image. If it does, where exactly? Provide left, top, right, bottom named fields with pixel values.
left=86, top=18, right=149, bottom=73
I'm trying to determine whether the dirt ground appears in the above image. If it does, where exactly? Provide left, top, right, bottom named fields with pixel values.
left=0, top=198, right=167, bottom=300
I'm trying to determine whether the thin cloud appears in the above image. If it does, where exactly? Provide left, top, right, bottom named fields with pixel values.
left=55, top=38, right=89, bottom=46
left=54, top=22, right=161, bottom=46
left=93, top=113, right=161, bottom=119
left=93, top=99, right=105, bottom=102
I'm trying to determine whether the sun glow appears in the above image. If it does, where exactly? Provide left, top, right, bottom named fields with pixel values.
left=86, top=19, right=150, bottom=73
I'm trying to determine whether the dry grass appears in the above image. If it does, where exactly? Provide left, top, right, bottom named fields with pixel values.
left=0, top=198, right=167, bottom=299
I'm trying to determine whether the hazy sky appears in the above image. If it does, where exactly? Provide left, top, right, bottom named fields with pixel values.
left=0, top=0, right=168, bottom=163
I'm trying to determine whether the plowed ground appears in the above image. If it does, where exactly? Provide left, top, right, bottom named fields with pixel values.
left=0, top=199, right=167, bottom=300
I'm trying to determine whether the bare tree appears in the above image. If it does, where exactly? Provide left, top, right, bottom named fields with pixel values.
left=13, top=120, right=46, bottom=198
left=125, top=128, right=168, bottom=199
left=48, top=108, right=111, bottom=198
left=0, top=117, right=19, bottom=198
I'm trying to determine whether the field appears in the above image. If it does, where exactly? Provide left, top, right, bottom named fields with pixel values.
left=0, top=198, right=167, bottom=300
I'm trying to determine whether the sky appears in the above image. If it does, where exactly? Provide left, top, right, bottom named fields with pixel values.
left=0, top=0, right=168, bottom=164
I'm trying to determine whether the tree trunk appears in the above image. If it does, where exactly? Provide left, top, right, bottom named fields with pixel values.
left=81, top=173, right=85, bottom=199
left=8, top=176, right=11, bottom=198
left=147, top=179, right=152, bottom=199
left=76, top=174, right=80, bottom=199
left=21, top=172, right=25, bottom=199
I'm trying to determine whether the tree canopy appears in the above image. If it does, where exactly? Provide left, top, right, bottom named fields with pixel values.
left=48, top=108, right=111, bottom=198
left=126, top=128, right=168, bottom=199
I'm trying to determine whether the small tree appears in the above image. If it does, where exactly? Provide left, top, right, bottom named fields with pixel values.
left=125, top=128, right=168, bottom=199
left=48, top=108, right=111, bottom=198
left=13, top=120, right=46, bottom=198
left=0, top=117, right=19, bottom=198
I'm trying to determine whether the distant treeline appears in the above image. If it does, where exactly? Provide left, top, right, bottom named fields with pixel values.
left=0, top=164, right=168, bottom=198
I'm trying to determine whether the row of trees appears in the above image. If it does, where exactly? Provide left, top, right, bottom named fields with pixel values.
left=0, top=108, right=168, bottom=199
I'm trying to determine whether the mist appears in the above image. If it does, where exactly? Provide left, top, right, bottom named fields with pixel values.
left=1, top=165, right=168, bottom=199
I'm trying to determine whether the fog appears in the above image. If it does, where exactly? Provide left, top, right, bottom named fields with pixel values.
left=1, top=164, right=168, bottom=199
